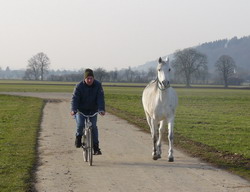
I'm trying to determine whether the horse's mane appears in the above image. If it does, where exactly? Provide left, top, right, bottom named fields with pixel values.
left=145, top=78, right=157, bottom=88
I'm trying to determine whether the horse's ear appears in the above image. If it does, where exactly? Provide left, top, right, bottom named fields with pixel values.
left=158, top=57, right=162, bottom=63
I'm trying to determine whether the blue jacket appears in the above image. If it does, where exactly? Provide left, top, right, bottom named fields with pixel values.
left=71, top=80, right=105, bottom=114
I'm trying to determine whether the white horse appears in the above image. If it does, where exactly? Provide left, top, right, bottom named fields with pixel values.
left=142, top=57, right=178, bottom=162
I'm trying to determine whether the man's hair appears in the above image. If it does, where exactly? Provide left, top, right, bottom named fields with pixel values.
left=84, top=68, right=94, bottom=79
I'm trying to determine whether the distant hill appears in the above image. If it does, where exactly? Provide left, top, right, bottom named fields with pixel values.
left=133, top=54, right=172, bottom=72
left=135, top=36, right=250, bottom=73
left=196, top=36, right=250, bottom=72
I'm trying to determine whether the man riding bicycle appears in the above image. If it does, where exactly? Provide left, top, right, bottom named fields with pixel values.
left=71, top=68, right=105, bottom=155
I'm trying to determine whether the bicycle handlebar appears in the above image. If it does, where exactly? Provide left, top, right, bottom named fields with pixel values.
left=76, top=111, right=100, bottom=118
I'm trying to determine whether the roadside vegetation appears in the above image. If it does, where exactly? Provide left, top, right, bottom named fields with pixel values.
left=0, top=94, right=44, bottom=192
left=0, top=80, right=249, bottom=191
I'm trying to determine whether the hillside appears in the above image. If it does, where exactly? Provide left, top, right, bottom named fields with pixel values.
left=136, top=36, right=250, bottom=73
left=196, top=36, right=250, bottom=72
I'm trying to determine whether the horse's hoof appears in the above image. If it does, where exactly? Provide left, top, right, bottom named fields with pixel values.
left=153, top=156, right=158, bottom=160
left=153, top=154, right=161, bottom=160
left=168, top=157, right=174, bottom=162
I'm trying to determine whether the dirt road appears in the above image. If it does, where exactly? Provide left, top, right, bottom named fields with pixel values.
left=3, top=92, right=250, bottom=192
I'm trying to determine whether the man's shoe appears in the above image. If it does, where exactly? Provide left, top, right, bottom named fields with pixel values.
left=93, top=143, right=102, bottom=155
left=75, top=135, right=82, bottom=148
left=94, top=149, right=102, bottom=155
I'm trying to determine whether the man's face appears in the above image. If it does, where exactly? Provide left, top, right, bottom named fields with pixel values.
left=85, top=76, right=94, bottom=86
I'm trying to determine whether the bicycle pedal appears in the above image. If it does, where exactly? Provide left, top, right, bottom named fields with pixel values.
left=82, top=143, right=86, bottom=149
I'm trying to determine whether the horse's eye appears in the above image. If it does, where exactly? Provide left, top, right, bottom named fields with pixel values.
left=169, top=69, right=171, bottom=72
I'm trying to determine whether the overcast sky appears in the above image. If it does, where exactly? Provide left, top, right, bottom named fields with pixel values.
left=1, top=0, right=250, bottom=71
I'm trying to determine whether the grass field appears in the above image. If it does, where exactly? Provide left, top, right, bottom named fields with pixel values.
left=0, top=94, right=44, bottom=192
left=0, top=80, right=249, bottom=191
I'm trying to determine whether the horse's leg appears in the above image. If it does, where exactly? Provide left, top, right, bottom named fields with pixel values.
left=145, top=113, right=157, bottom=159
left=150, top=118, right=159, bottom=160
left=168, top=120, right=174, bottom=162
left=157, top=120, right=166, bottom=159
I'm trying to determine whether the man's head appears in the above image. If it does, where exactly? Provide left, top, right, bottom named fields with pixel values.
left=84, top=68, right=94, bottom=86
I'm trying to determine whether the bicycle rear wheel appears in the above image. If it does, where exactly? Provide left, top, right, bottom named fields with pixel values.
left=87, top=127, right=93, bottom=166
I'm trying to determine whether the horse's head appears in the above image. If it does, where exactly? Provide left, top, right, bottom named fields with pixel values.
left=157, top=57, right=171, bottom=89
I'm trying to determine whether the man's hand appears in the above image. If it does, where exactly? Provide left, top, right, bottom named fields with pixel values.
left=70, top=111, right=76, bottom=116
left=99, top=111, right=105, bottom=116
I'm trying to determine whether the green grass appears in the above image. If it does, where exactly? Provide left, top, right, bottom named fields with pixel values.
left=176, top=89, right=250, bottom=156
left=0, top=80, right=145, bottom=92
left=0, top=80, right=74, bottom=92
left=0, top=95, right=44, bottom=192
left=174, top=89, right=250, bottom=175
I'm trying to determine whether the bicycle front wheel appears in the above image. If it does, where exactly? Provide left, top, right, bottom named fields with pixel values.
left=83, top=137, right=88, bottom=162
left=87, top=127, right=93, bottom=166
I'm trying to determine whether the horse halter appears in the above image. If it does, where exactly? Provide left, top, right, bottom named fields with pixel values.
left=156, top=57, right=171, bottom=91
left=156, top=77, right=171, bottom=91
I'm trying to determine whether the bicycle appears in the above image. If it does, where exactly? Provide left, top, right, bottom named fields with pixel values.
left=76, top=111, right=99, bottom=166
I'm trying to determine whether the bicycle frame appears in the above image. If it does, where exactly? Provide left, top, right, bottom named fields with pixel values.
left=76, top=111, right=99, bottom=166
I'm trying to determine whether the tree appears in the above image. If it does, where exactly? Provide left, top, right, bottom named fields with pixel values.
left=215, top=55, right=236, bottom=88
left=108, top=70, right=118, bottom=82
left=172, top=48, right=208, bottom=87
left=94, top=67, right=108, bottom=81
left=124, top=67, right=135, bottom=82
left=24, top=52, right=50, bottom=80
left=147, top=67, right=156, bottom=81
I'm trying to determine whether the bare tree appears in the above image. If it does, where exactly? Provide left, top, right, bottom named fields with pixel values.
left=24, top=52, right=50, bottom=80
left=172, top=48, right=208, bottom=87
left=147, top=67, right=156, bottom=81
left=37, top=52, right=50, bottom=80
left=94, top=67, right=108, bottom=82
left=215, top=55, right=236, bottom=88
left=124, top=67, right=134, bottom=82
left=108, top=70, right=118, bottom=82
left=23, top=68, right=38, bottom=80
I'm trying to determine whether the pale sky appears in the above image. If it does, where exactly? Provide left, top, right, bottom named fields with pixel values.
left=1, top=0, right=250, bottom=71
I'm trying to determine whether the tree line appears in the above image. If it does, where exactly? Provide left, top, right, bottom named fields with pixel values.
left=172, top=48, right=239, bottom=88
left=1, top=50, right=248, bottom=88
